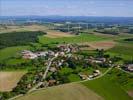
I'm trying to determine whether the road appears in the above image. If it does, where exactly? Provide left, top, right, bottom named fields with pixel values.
left=9, top=64, right=115, bottom=100
left=28, top=56, right=57, bottom=93
left=42, top=57, right=56, bottom=80
left=117, top=68, right=133, bottom=75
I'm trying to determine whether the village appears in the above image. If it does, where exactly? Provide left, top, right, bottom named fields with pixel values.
left=20, top=43, right=133, bottom=92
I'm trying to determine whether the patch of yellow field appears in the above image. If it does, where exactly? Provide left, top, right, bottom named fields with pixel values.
left=45, top=30, right=73, bottom=38
left=0, top=25, right=73, bottom=38
left=0, top=25, right=48, bottom=33
left=0, top=71, right=26, bottom=92
left=16, top=83, right=103, bottom=100
left=79, top=41, right=116, bottom=50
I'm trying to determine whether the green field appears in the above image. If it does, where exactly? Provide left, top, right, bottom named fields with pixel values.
left=108, top=43, right=133, bottom=60
left=14, top=69, right=133, bottom=100
left=0, top=46, right=31, bottom=62
left=16, top=84, right=103, bottom=100
left=82, top=69, right=133, bottom=100
left=39, top=34, right=111, bottom=44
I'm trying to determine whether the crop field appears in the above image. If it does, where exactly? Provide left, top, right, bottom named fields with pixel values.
left=16, top=83, right=103, bottom=100
left=0, top=25, right=48, bottom=33
left=78, top=41, right=116, bottom=50
left=0, top=71, right=26, bottom=92
left=45, top=30, right=73, bottom=38
left=0, top=25, right=73, bottom=38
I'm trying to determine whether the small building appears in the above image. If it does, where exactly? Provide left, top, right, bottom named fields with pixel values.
left=35, top=51, right=48, bottom=57
left=48, top=79, right=56, bottom=86
left=22, top=50, right=38, bottom=59
left=49, top=67, right=57, bottom=72
left=79, top=74, right=88, bottom=80
left=125, top=64, right=133, bottom=72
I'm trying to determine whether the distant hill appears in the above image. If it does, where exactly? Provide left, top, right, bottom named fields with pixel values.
left=0, top=16, right=133, bottom=24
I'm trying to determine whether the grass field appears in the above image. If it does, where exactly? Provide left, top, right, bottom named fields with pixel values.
left=16, top=83, right=103, bottom=100
left=0, top=71, right=26, bottom=92
left=107, top=42, right=133, bottom=60
left=39, top=34, right=111, bottom=44
left=0, top=46, right=31, bottom=62
left=82, top=69, right=133, bottom=100
left=6, top=58, right=30, bottom=65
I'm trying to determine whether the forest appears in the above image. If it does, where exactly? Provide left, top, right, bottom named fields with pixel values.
left=0, top=31, right=46, bottom=49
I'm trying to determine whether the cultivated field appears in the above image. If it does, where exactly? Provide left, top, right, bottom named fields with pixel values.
left=0, top=71, right=26, bottom=92
left=45, top=30, right=73, bottom=38
left=79, top=41, right=116, bottom=50
left=0, top=25, right=48, bottom=33
left=16, top=83, right=103, bottom=100
left=0, top=25, right=73, bottom=38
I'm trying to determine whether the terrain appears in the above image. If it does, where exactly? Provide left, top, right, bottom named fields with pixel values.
left=0, top=23, right=133, bottom=100
left=16, top=84, right=103, bottom=100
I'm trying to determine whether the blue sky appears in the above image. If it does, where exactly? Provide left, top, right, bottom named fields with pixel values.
left=0, top=0, right=133, bottom=17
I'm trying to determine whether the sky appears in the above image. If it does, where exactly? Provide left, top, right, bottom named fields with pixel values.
left=0, top=0, right=133, bottom=17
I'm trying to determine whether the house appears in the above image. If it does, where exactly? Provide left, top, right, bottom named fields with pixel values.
left=22, top=50, right=38, bottom=59
left=88, top=75, right=94, bottom=79
left=125, top=64, right=133, bottom=72
left=96, top=57, right=106, bottom=62
left=49, top=67, right=57, bottom=72
left=79, top=74, right=88, bottom=80
left=35, top=51, right=48, bottom=57
left=21, top=50, right=32, bottom=54
left=48, top=79, right=56, bottom=86
left=55, top=52, right=59, bottom=57
left=27, top=84, right=32, bottom=89
left=93, top=70, right=101, bottom=77
left=48, top=51, right=55, bottom=56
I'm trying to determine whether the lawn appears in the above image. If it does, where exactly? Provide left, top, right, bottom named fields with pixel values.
left=82, top=69, right=133, bottom=100
left=0, top=46, right=31, bottom=62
